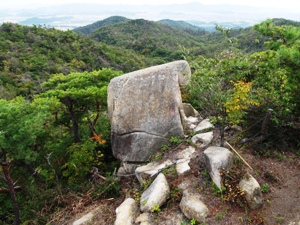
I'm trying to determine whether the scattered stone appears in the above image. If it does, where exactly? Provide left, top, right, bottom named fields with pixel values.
left=122, top=163, right=139, bottom=175
left=135, top=160, right=173, bottom=184
left=179, top=189, right=209, bottom=223
left=115, top=198, right=138, bottom=225
left=231, top=125, right=243, bottom=131
left=73, top=211, right=94, bottom=225
left=140, top=173, right=170, bottom=212
left=176, top=159, right=191, bottom=175
left=181, top=103, right=200, bottom=118
left=288, top=220, right=300, bottom=225
left=175, top=146, right=195, bottom=159
left=204, top=146, right=234, bottom=189
left=194, top=119, right=214, bottom=133
left=180, top=103, right=201, bottom=130
left=159, top=209, right=186, bottom=225
left=191, top=131, right=213, bottom=148
left=174, top=146, right=196, bottom=175
left=108, top=60, right=191, bottom=164
left=186, top=116, right=198, bottom=124
left=178, top=179, right=194, bottom=190
left=135, top=146, right=196, bottom=183
left=135, top=213, right=154, bottom=225
left=239, top=174, right=263, bottom=210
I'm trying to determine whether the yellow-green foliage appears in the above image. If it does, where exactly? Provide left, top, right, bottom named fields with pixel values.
left=224, top=80, right=259, bottom=125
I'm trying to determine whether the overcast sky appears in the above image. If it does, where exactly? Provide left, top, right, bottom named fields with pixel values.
left=1, top=0, right=299, bottom=12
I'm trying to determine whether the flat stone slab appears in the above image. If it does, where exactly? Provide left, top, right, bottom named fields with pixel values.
left=175, top=146, right=196, bottom=175
left=135, top=160, right=173, bottom=184
left=194, top=119, right=214, bottom=133
left=175, top=146, right=195, bottom=159
left=140, top=173, right=170, bottom=212
left=191, top=131, right=213, bottom=148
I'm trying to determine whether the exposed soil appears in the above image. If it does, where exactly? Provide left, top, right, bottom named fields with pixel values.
left=58, top=143, right=300, bottom=225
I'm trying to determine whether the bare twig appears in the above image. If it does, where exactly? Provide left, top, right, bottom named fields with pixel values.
left=0, top=186, right=22, bottom=194
left=225, top=141, right=253, bottom=171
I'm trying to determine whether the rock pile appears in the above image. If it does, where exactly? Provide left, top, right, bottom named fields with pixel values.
left=114, top=117, right=263, bottom=225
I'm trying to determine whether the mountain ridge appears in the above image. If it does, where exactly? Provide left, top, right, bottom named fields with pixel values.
left=2, top=2, right=300, bottom=30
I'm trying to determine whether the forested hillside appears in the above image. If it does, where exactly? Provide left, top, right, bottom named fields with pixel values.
left=73, top=16, right=130, bottom=35
left=158, top=19, right=208, bottom=34
left=0, top=18, right=300, bottom=225
left=0, top=22, right=156, bottom=98
left=89, top=19, right=206, bottom=61
left=74, top=16, right=269, bottom=58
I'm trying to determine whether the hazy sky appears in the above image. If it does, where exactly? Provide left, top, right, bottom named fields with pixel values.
left=1, top=0, right=299, bottom=12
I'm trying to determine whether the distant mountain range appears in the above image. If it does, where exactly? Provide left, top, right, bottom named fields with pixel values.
left=1, top=2, right=300, bottom=31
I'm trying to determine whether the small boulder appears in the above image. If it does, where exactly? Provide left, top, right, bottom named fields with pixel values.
left=194, top=119, right=214, bottom=133
left=204, top=146, right=234, bottom=189
left=239, top=174, right=263, bottom=209
left=115, top=198, right=138, bottom=225
left=135, top=160, right=173, bottom=184
left=117, top=166, right=127, bottom=176
left=140, top=173, right=170, bottom=212
left=175, top=146, right=196, bottom=175
left=73, top=212, right=94, bottom=225
left=135, top=213, right=154, bottom=225
left=180, top=103, right=201, bottom=130
left=191, top=132, right=213, bottom=148
left=179, top=189, right=209, bottom=223
left=181, top=103, right=200, bottom=118
left=176, top=159, right=191, bottom=175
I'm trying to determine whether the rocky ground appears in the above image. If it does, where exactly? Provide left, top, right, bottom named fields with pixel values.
left=49, top=117, right=300, bottom=225
left=60, top=142, right=300, bottom=225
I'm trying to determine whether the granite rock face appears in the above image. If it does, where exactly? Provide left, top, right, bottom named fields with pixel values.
left=108, top=60, right=191, bottom=163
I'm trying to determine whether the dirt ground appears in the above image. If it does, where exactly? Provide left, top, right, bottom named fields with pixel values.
left=63, top=144, right=300, bottom=225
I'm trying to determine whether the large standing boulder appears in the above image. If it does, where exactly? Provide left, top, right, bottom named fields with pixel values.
left=108, top=60, right=191, bottom=162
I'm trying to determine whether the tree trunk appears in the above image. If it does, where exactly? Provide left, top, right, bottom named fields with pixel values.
left=88, top=101, right=100, bottom=136
left=2, top=161, right=21, bottom=225
left=261, top=108, right=273, bottom=140
left=71, top=110, right=81, bottom=143
left=67, top=100, right=81, bottom=143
